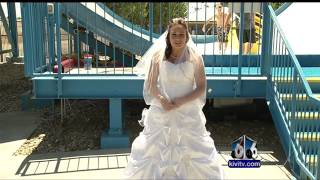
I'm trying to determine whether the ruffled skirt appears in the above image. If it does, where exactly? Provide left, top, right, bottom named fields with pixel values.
left=124, top=104, right=224, bottom=179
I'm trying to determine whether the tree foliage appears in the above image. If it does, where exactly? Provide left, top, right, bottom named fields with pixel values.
left=105, top=3, right=188, bottom=34
left=270, top=2, right=285, bottom=11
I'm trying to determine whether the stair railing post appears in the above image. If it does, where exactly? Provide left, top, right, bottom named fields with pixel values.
left=261, top=3, right=273, bottom=100
left=7, top=2, right=19, bottom=57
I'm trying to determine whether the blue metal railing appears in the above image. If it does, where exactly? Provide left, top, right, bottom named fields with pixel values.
left=21, top=2, right=265, bottom=78
left=267, top=4, right=319, bottom=179
left=19, top=4, right=320, bottom=175
left=0, top=3, right=19, bottom=62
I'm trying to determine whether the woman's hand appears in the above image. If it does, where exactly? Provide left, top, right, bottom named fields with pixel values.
left=172, top=97, right=186, bottom=108
left=159, top=95, right=175, bottom=111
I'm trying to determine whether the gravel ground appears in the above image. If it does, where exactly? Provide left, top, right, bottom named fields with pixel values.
left=1, top=63, right=288, bottom=165
left=0, top=63, right=32, bottom=112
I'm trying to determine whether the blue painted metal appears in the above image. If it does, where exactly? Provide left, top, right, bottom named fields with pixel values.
left=55, top=3, right=63, bottom=97
left=236, top=3, right=245, bottom=96
left=22, top=4, right=320, bottom=170
left=21, top=3, right=48, bottom=76
left=101, top=131, right=129, bottom=149
left=101, top=98, right=129, bottom=148
left=275, top=2, right=293, bottom=16
left=60, top=3, right=152, bottom=56
left=21, top=3, right=34, bottom=77
left=20, top=90, right=53, bottom=111
left=7, top=3, right=18, bottom=57
left=38, top=3, right=47, bottom=73
left=78, top=3, right=217, bottom=46
left=23, top=2, right=266, bottom=77
left=149, top=3, right=153, bottom=43
left=47, top=4, right=55, bottom=71
left=96, top=3, right=160, bottom=39
left=268, top=90, right=306, bottom=179
left=261, top=3, right=272, bottom=77
left=109, top=99, right=123, bottom=135
left=266, top=3, right=320, bottom=179
left=295, top=55, right=320, bottom=67
left=60, top=16, right=138, bottom=66
left=0, top=4, right=14, bottom=55
left=32, top=76, right=266, bottom=99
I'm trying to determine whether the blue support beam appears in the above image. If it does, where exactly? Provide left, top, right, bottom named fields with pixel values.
left=101, top=98, right=129, bottom=149
left=47, top=3, right=55, bottom=70
left=32, top=75, right=266, bottom=150
left=149, top=3, right=153, bottom=43
left=7, top=3, right=19, bottom=57
left=32, top=76, right=266, bottom=99
left=21, top=3, right=33, bottom=77
left=261, top=3, right=273, bottom=101
left=55, top=3, right=63, bottom=97
left=0, top=4, right=14, bottom=54
left=21, top=3, right=48, bottom=76
left=261, top=3, right=272, bottom=77
left=236, top=3, right=245, bottom=96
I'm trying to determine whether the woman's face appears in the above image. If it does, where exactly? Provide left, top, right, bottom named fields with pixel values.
left=169, top=24, right=187, bottom=50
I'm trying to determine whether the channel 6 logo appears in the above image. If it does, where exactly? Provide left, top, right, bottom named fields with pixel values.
left=231, top=135, right=258, bottom=159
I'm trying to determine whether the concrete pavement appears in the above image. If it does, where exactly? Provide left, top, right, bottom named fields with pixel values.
left=0, top=111, right=295, bottom=179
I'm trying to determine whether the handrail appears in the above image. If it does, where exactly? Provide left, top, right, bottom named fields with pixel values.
left=268, top=4, right=319, bottom=179
left=275, top=3, right=293, bottom=16
left=268, top=5, right=320, bottom=106
left=94, top=2, right=216, bottom=44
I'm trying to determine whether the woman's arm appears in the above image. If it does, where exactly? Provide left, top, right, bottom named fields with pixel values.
left=173, top=55, right=206, bottom=107
left=147, top=59, right=175, bottom=111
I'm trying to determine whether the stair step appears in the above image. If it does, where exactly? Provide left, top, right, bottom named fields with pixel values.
left=282, top=101, right=314, bottom=112
left=274, top=83, right=320, bottom=93
left=294, top=132, right=320, bottom=142
left=272, top=77, right=320, bottom=83
left=286, top=112, right=320, bottom=120
left=306, top=77, right=320, bottom=83
left=304, top=155, right=318, bottom=166
left=291, top=119, right=320, bottom=129
left=279, top=93, right=320, bottom=101
left=271, top=67, right=320, bottom=77
left=296, top=139, right=320, bottom=154
left=297, top=141, right=319, bottom=153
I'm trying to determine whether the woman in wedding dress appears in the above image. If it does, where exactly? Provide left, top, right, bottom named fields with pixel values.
left=124, top=17, right=224, bottom=179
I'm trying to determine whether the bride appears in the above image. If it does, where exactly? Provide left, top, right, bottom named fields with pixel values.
left=124, top=17, right=224, bottom=179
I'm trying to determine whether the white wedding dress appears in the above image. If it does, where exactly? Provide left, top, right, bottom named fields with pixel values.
left=124, top=60, right=224, bottom=179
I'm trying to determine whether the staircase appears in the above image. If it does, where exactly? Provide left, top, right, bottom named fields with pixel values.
left=267, top=5, right=320, bottom=179
left=273, top=76, right=320, bottom=176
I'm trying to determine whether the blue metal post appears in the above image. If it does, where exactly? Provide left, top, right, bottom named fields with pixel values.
left=317, top=149, right=320, bottom=179
left=55, top=3, right=62, bottom=98
left=0, top=4, right=14, bottom=55
left=149, top=2, right=153, bottom=43
left=261, top=3, right=272, bottom=77
left=7, top=2, right=19, bottom=57
left=21, top=3, right=37, bottom=77
left=261, top=3, right=273, bottom=100
left=236, top=3, right=245, bottom=96
left=101, top=98, right=129, bottom=149
left=47, top=3, right=55, bottom=71
left=36, top=3, right=46, bottom=71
